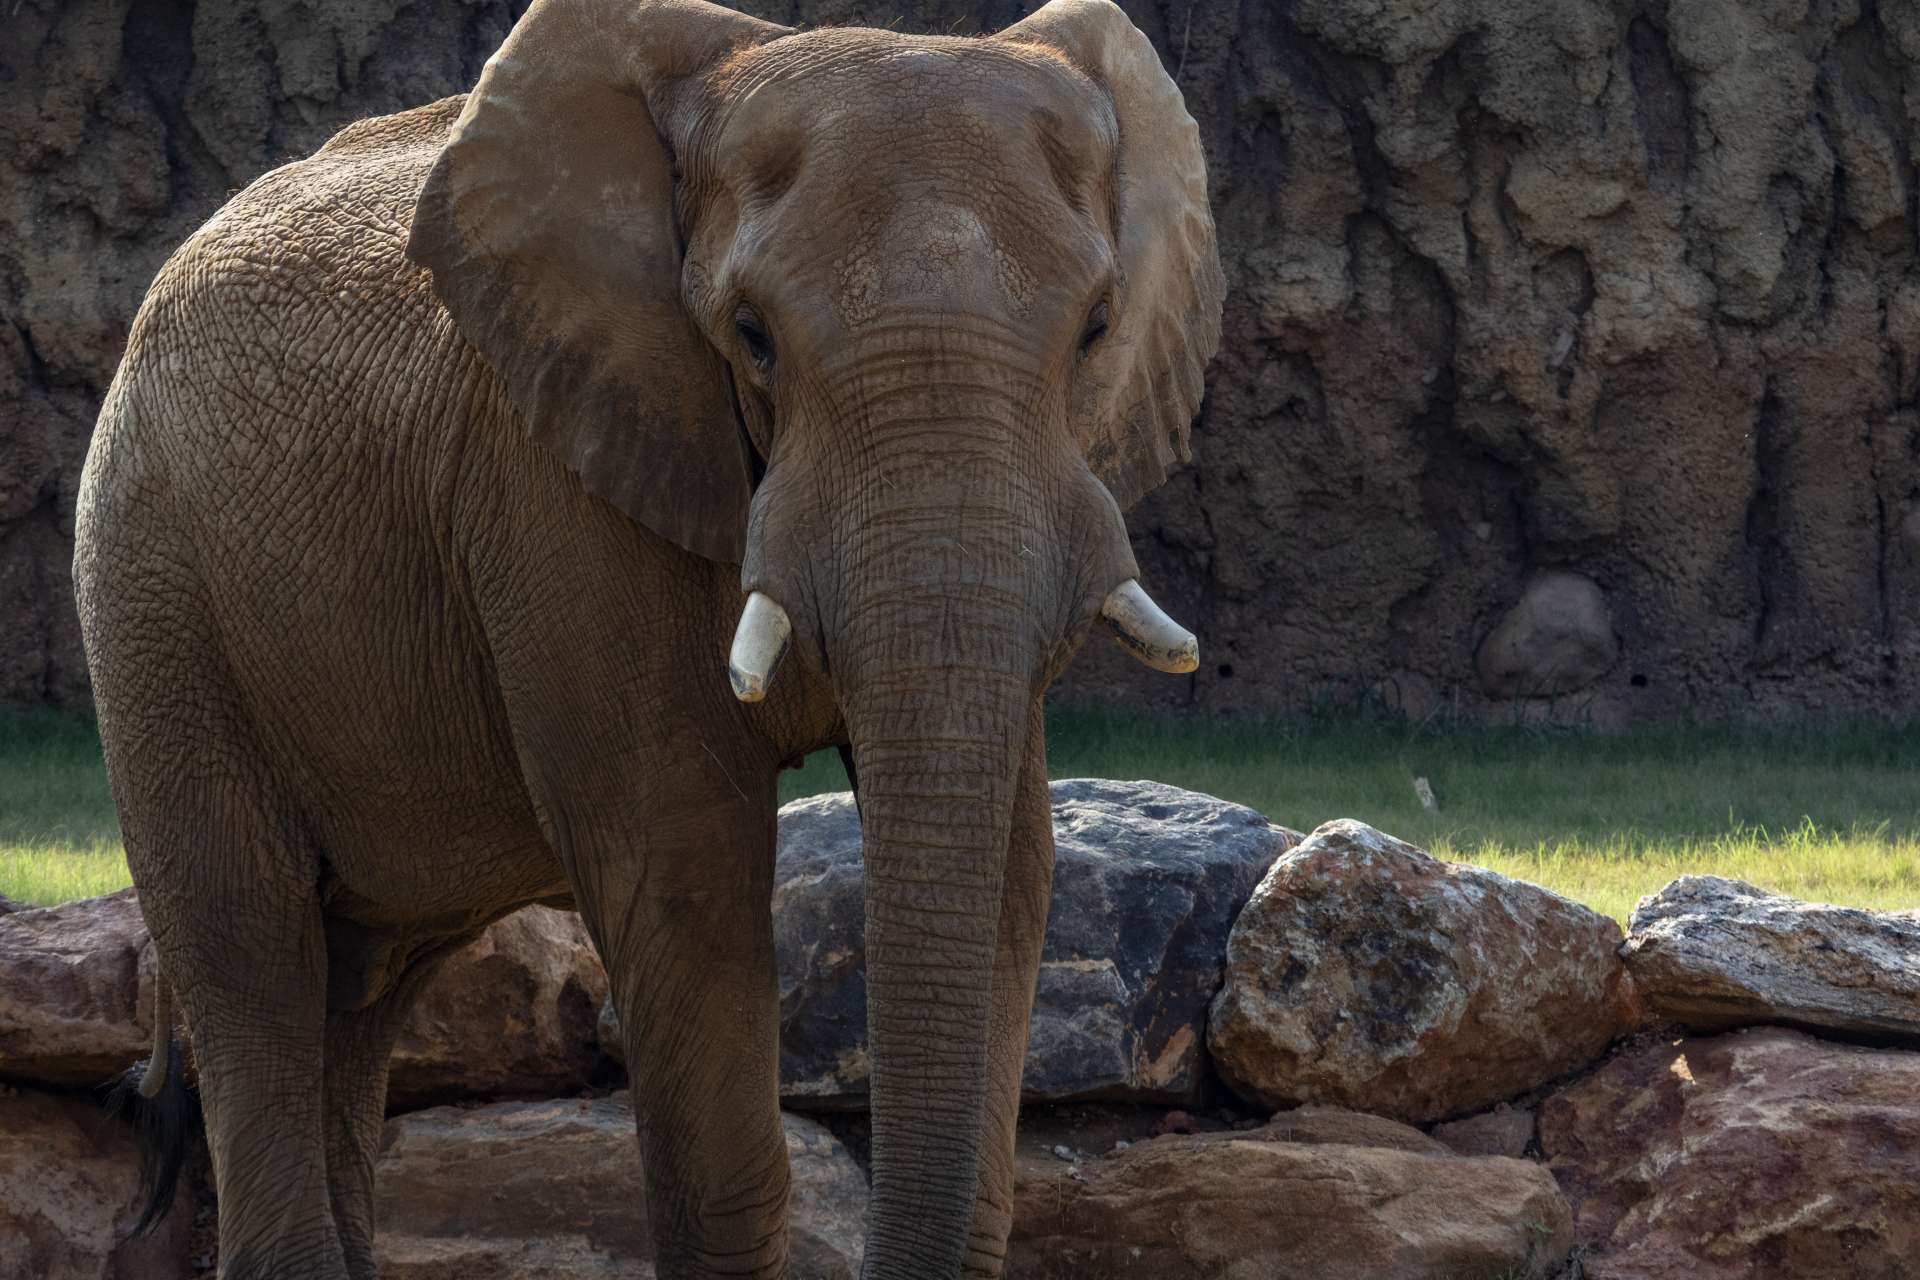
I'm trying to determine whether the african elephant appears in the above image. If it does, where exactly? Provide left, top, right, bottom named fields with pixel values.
left=73, top=0, right=1221, bottom=1275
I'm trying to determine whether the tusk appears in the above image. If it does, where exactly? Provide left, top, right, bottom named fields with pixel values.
left=728, top=592, right=792, bottom=703
left=1100, top=580, right=1199, bottom=674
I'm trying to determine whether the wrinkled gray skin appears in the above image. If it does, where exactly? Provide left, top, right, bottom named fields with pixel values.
left=72, top=0, right=1220, bottom=1276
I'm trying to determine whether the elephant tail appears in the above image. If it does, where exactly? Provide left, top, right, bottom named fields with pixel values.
left=105, top=969, right=204, bottom=1236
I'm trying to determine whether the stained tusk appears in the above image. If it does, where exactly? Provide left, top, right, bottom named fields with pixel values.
left=1101, top=580, right=1199, bottom=674
left=728, top=592, right=792, bottom=703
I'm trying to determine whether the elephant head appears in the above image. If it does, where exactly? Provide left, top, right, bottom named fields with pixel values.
left=409, top=0, right=1220, bottom=1271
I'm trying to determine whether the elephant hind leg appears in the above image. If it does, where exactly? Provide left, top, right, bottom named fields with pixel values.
left=166, top=875, right=344, bottom=1279
left=85, top=479, right=346, bottom=1276
left=109, top=700, right=347, bottom=1275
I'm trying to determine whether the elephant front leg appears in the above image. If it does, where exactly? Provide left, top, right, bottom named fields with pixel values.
left=573, top=799, right=792, bottom=1280
left=962, top=707, right=1055, bottom=1278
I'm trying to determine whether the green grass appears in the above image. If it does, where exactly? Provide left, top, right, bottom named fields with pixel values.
left=786, top=709, right=1920, bottom=922
left=6, top=708, right=1918, bottom=921
left=0, top=711, right=131, bottom=906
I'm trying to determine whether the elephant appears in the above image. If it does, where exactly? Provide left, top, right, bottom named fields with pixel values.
left=72, top=0, right=1222, bottom=1276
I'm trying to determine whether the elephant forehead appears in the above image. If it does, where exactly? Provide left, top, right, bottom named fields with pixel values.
left=717, top=29, right=1115, bottom=189
left=707, top=31, right=1116, bottom=333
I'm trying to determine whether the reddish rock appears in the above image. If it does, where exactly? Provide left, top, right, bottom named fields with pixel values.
left=1208, top=820, right=1638, bottom=1122
left=1009, top=1105, right=1572, bottom=1279
left=387, top=906, right=609, bottom=1110
left=0, top=888, right=154, bottom=1086
left=0, top=1084, right=196, bottom=1280
left=1623, top=876, right=1920, bottom=1043
left=1540, top=1027, right=1920, bottom=1279
left=1431, top=1103, right=1535, bottom=1159
left=374, top=1093, right=866, bottom=1279
left=1263, top=1104, right=1452, bottom=1155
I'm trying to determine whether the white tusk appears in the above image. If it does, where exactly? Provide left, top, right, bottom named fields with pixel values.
left=1100, top=580, right=1199, bottom=674
left=728, top=592, right=792, bottom=703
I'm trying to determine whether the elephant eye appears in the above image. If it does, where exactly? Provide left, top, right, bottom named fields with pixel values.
left=734, top=306, right=775, bottom=375
left=1079, top=300, right=1110, bottom=358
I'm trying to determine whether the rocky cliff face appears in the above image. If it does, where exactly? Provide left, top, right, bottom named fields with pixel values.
left=4, top=0, right=1916, bottom=722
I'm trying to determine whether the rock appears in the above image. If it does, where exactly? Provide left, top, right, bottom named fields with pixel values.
left=1475, top=571, right=1620, bottom=698
left=0, top=888, right=154, bottom=1086
left=1008, top=1104, right=1573, bottom=1279
left=1540, top=1027, right=1920, bottom=1279
left=10, top=2, right=1920, bottom=724
left=1263, top=1103, right=1451, bottom=1155
left=387, top=906, right=610, bottom=1110
left=0, top=1084, right=197, bottom=1280
left=595, top=992, right=622, bottom=1063
left=1622, top=875, right=1920, bottom=1043
left=1209, top=820, right=1637, bottom=1122
left=0, top=890, right=606, bottom=1107
left=373, top=1093, right=866, bottom=1279
left=775, top=780, right=1296, bottom=1107
left=1431, top=1103, right=1535, bottom=1160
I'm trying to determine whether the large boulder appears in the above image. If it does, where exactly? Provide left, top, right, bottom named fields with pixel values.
left=373, top=1093, right=866, bottom=1279
left=0, top=888, right=155, bottom=1086
left=1208, top=820, right=1637, bottom=1122
left=773, top=780, right=1296, bottom=1107
left=387, top=906, right=609, bottom=1110
left=1476, top=570, right=1621, bottom=698
left=1008, top=1104, right=1573, bottom=1278
left=1540, top=1027, right=1920, bottom=1278
left=0, top=1084, right=197, bottom=1280
left=1622, top=876, right=1920, bottom=1043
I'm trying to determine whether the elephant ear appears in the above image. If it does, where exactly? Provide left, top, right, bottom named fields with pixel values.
left=409, top=0, right=789, bottom=563
left=997, top=0, right=1224, bottom=511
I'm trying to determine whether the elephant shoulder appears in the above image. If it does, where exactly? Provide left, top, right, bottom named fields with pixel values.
left=317, top=96, right=468, bottom=165
left=247, top=95, right=468, bottom=233
left=123, top=97, right=475, bottom=432
left=153, top=99, right=468, bottom=314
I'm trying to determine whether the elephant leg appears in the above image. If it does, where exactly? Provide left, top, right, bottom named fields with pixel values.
left=574, top=797, right=790, bottom=1279
left=103, top=663, right=344, bottom=1278
left=963, top=706, right=1054, bottom=1278
left=321, top=951, right=451, bottom=1280
left=171, top=882, right=344, bottom=1279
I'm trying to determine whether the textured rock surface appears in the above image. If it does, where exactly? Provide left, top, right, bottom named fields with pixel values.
left=1430, top=1103, right=1536, bottom=1160
left=774, top=780, right=1295, bottom=1107
left=0, top=889, right=606, bottom=1106
left=0, top=887, right=155, bottom=1086
left=6, top=1, right=1918, bottom=723
left=388, top=905, right=609, bottom=1109
left=1008, top=1104, right=1573, bottom=1279
left=1623, top=875, right=1920, bottom=1043
left=0, top=1084, right=197, bottom=1280
left=1476, top=570, right=1620, bottom=697
left=374, top=1093, right=866, bottom=1279
left=1540, top=1027, right=1920, bottom=1279
left=1209, top=820, right=1637, bottom=1122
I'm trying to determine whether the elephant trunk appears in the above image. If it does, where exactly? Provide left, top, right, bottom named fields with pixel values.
left=846, top=661, right=1032, bottom=1278
left=818, top=440, right=1056, bottom=1277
